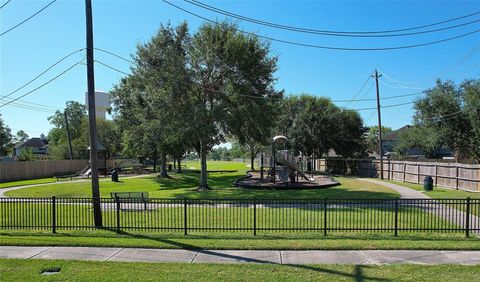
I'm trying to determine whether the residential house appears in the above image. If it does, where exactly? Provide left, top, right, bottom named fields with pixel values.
left=12, top=137, right=49, bottom=160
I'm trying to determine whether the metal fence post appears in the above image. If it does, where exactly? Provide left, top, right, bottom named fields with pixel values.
left=184, top=198, right=188, bottom=235
left=394, top=197, right=399, bottom=237
left=116, top=196, right=120, bottom=234
left=52, top=196, right=56, bottom=234
left=253, top=198, right=257, bottom=236
left=324, top=198, right=327, bottom=236
left=466, top=197, right=470, bottom=238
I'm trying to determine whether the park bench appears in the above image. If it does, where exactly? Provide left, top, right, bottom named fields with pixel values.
left=110, top=192, right=149, bottom=210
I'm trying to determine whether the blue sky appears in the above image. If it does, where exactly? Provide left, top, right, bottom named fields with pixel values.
left=1, top=0, right=479, bottom=138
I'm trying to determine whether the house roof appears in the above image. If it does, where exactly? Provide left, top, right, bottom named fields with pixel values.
left=383, top=125, right=412, bottom=141
left=13, top=138, right=47, bottom=149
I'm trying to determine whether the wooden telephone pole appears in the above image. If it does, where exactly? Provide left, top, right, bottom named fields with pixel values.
left=373, top=69, right=384, bottom=180
left=64, top=111, right=74, bottom=160
left=85, top=0, right=102, bottom=227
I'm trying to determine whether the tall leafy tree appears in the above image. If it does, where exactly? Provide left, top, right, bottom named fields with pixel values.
left=0, top=114, right=12, bottom=156
left=112, top=22, right=192, bottom=177
left=13, top=130, right=29, bottom=144
left=47, top=101, right=88, bottom=159
left=365, top=125, right=392, bottom=154
left=189, top=22, right=279, bottom=190
left=462, top=79, right=480, bottom=162
left=413, top=80, right=472, bottom=161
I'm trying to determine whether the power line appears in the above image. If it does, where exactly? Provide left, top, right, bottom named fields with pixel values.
left=0, top=59, right=84, bottom=108
left=2, top=101, right=58, bottom=113
left=1, top=97, right=60, bottom=111
left=380, top=43, right=480, bottom=85
left=186, top=0, right=480, bottom=38
left=0, top=0, right=11, bottom=10
left=379, top=80, right=425, bottom=90
left=0, top=48, right=85, bottom=101
left=97, top=51, right=426, bottom=105
left=354, top=101, right=414, bottom=111
left=0, top=0, right=57, bottom=37
left=94, top=48, right=135, bottom=64
left=163, top=0, right=480, bottom=51
left=95, top=60, right=130, bottom=76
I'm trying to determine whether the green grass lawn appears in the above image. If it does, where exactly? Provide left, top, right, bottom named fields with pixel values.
left=5, top=173, right=400, bottom=199
left=182, top=160, right=250, bottom=170
left=2, top=259, right=480, bottom=281
left=384, top=180, right=480, bottom=199
left=0, top=178, right=57, bottom=189
left=1, top=230, right=478, bottom=250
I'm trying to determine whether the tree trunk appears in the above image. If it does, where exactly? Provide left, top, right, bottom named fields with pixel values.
left=153, top=158, right=157, bottom=172
left=177, top=158, right=182, bottom=173
left=173, top=159, right=176, bottom=170
left=159, top=151, right=168, bottom=178
left=198, top=139, right=211, bottom=190
left=250, top=147, right=255, bottom=171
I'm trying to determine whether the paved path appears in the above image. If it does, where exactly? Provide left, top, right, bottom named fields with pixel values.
left=356, top=178, right=429, bottom=199
left=358, top=178, right=479, bottom=236
left=1, top=246, right=479, bottom=265
left=0, top=174, right=149, bottom=198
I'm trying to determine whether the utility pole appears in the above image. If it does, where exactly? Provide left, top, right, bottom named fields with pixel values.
left=85, top=0, right=102, bottom=227
left=64, top=111, right=74, bottom=160
left=373, top=69, right=384, bottom=180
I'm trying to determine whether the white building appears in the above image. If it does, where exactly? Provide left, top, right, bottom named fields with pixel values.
left=84, top=91, right=110, bottom=120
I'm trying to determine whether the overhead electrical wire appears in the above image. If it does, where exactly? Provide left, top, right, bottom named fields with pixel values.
left=95, top=60, right=130, bottom=76
left=379, top=43, right=480, bottom=86
left=0, top=0, right=11, bottom=10
left=0, top=48, right=85, bottom=102
left=98, top=52, right=423, bottom=112
left=163, top=0, right=480, bottom=51
left=185, top=0, right=480, bottom=38
left=94, top=48, right=135, bottom=64
left=0, top=0, right=57, bottom=37
left=186, top=0, right=480, bottom=35
left=0, top=59, right=84, bottom=108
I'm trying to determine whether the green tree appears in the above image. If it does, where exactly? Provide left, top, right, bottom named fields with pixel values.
left=0, top=114, right=12, bottom=156
left=111, top=22, right=192, bottom=177
left=17, top=147, right=35, bottom=161
left=394, top=126, right=441, bottom=158
left=13, top=130, right=29, bottom=144
left=365, top=125, right=392, bottom=154
left=462, top=79, right=480, bottom=162
left=189, top=22, right=278, bottom=189
left=413, top=80, right=472, bottom=161
left=333, top=109, right=367, bottom=157
left=47, top=101, right=88, bottom=159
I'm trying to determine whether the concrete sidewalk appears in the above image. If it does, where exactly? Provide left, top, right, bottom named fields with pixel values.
left=1, top=246, right=480, bottom=265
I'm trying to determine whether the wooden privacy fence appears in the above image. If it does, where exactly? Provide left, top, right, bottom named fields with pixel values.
left=0, top=160, right=88, bottom=182
left=316, top=159, right=480, bottom=192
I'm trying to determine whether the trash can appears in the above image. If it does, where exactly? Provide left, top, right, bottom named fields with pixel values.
left=423, top=176, right=433, bottom=191
left=111, top=169, right=119, bottom=182
left=168, top=164, right=172, bottom=171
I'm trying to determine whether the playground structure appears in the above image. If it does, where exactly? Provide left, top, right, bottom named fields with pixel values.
left=235, top=136, right=340, bottom=189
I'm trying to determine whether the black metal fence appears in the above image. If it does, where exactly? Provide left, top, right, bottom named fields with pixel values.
left=0, top=197, right=478, bottom=237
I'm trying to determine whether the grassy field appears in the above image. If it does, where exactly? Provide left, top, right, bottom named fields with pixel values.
left=0, top=178, right=57, bottom=189
left=183, top=160, right=250, bottom=170
left=2, top=259, right=480, bottom=281
left=1, top=230, right=478, bottom=250
left=385, top=180, right=480, bottom=199
left=5, top=173, right=400, bottom=199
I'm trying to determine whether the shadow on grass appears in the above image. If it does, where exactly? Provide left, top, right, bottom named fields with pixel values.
left=115, top=231, right=390, bottom=282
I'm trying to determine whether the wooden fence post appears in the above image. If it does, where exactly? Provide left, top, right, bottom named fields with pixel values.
left=417, top=164, right=420, bottom=184
left=434, top=164, right=438, bottom=187
left=456, top=166, right=459, bottom=190
left=403, top=163, right=406, bottom=182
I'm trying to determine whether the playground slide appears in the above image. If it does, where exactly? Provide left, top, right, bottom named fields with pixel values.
left=81, top=168, right=92, bottom=177
left=275, top=153, right=314, bottom=182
